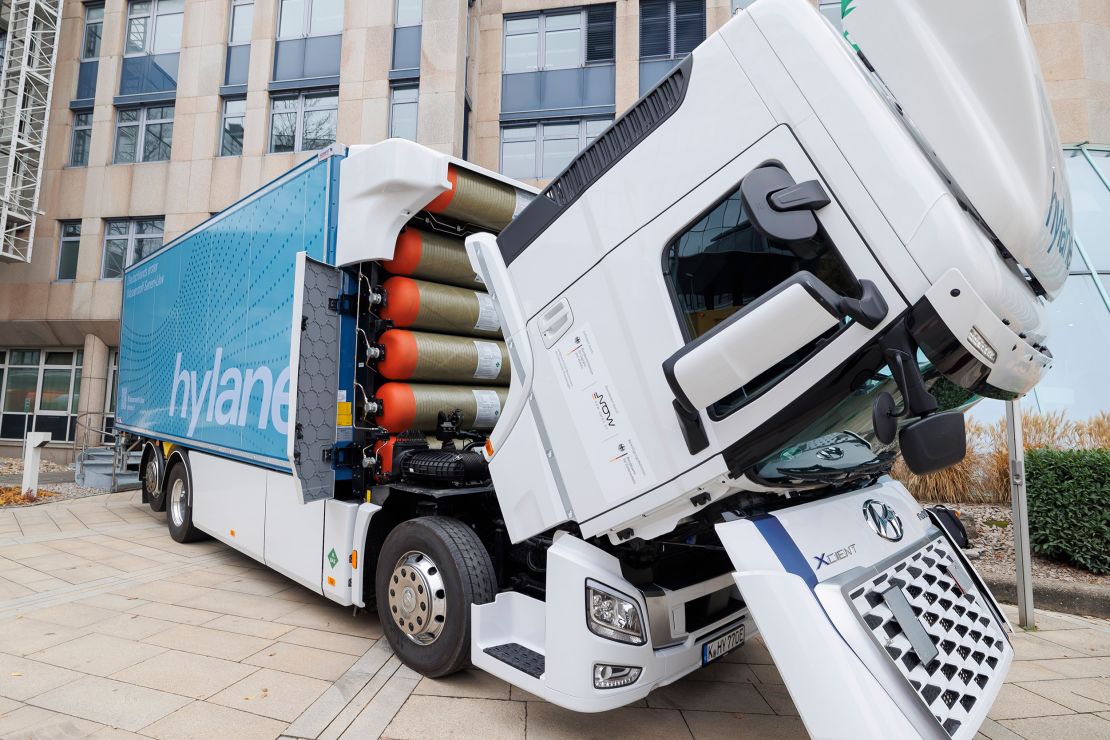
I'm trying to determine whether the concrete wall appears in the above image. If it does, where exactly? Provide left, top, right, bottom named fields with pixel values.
left=1026, top=0, right=1110, bottom=145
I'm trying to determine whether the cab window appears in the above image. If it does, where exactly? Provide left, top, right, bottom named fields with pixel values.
left=663, top=178, right=860, bottom=416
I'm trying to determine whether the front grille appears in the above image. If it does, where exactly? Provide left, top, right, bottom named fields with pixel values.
left=847, top=537, right=1010, bottom=738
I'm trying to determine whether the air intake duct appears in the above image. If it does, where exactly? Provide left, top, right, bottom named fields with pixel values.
left=383, top=227, right=485, bottom=289
left=381, top=276, right=501, bottom=338
left=375, top=382, right=507, bottom=433
left=395, top=448, right=491, bottom=485
left=377, top=329, right=510, bottom=384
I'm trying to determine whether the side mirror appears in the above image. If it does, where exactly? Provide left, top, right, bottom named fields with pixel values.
left=898, top=412, right=966, bottom=475
left=664, top=272, right=843, bottom=416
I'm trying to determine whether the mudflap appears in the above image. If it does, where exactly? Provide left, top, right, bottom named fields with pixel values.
left=715, top=480, right=1013, bottom=740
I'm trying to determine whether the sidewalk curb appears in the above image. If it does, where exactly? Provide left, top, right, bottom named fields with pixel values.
left=984, top=573, right=1110, bottom=620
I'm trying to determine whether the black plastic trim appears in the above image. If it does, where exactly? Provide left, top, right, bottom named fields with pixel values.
left=484, top=643, right=545, bottom=678
left=907, top=297, right=1018, bottom=401
left=662, top=271, right=844, bottom=416
left=497, top=54, right=693, bottom=266
left=672, top=400, right=709, bottom=455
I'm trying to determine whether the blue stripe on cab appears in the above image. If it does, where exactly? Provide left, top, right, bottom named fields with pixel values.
left=751, top=514, right=818, bottom=589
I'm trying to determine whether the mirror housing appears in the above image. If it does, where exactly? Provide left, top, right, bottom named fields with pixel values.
left=664, top=272, right=844, bottom=416
left=898, top=412, right=967, bottom=475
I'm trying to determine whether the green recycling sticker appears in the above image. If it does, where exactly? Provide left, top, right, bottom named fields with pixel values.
left=327, top=548, right=339, bottom=569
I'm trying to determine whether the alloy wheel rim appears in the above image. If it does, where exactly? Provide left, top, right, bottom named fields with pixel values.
left=169, top=478, right=186, bottom=527
left=387, top=550, right=447, bottom=645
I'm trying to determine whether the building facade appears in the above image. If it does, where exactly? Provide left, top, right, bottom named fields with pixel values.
left=0, top=0, right=1105, bottom=459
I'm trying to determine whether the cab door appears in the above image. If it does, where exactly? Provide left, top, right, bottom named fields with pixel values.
left=547, top=125, right=908, bottom=525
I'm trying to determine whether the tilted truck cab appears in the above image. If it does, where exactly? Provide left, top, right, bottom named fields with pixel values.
left=115, top=0, right=1071, bottom=737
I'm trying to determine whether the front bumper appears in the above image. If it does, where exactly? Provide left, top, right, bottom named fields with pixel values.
left=471, top=533, right=753, bottom=713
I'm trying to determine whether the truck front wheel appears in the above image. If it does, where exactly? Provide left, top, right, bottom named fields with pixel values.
left=165, top=462, right=205, bottom=544
left=375, top=516, right=496, bottom=678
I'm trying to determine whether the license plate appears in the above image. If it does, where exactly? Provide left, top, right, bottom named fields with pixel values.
left=702, top=625, right=745, bottom=664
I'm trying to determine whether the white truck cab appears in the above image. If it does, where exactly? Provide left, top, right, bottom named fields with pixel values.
left=117, top=0, right=1070, bottom=737
left=459, top=0, right=1068, bottom=734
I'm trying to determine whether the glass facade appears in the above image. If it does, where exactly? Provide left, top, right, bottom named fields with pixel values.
left=974, top=146, right=1110, bottom=422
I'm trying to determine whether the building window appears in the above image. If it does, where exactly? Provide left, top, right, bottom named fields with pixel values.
left=220, top=98, right=246, bottom=156
left=82, top=4, right=104, bottom=60
left=396, top=0, right=421, bottom=27
left=229, top=0, right=254, bottom=45
left=503, top=5, right=615, bottom=74
left=500, top=118, right=611, bottom=179
left=389, top=85, right=418, bottom=141
left=278, top=0, right=343, bottom=39
left=57, top=222, right=81, bottom=281
left=639, top=0, right=705, bottom=60
left=114, top=104, right=174, bottom=164
left=126, top=0, right=185, bottom=56
left=102, top=217, right=165, bottom=278
left=70, top=111, right=93, bottom=167
left=269, top=91, right=337, bottom=153
left=0, top=349, right=84, bottom=441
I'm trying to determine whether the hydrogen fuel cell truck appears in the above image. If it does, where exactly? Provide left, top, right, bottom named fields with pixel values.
left=115, top=0, right=1073, bottom=736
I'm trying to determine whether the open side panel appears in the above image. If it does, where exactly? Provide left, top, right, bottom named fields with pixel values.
left=289, top=254, right=342, bottom=503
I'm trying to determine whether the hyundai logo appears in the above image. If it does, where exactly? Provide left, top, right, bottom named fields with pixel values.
left=863, top=499, right=904, bottom=542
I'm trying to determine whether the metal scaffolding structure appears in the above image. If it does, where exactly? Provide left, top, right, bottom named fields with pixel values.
left=0, top=0, right=61, bottom=263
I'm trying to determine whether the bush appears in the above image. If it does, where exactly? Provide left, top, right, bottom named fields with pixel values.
left=1024, top=448, right=1110, bottom=575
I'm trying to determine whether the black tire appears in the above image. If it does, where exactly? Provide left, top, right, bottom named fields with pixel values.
left=142, top=445, right=166, bottom=512
left=164, top=461, right=206, bottom=543
left=375, top=516, right=496, bottom=677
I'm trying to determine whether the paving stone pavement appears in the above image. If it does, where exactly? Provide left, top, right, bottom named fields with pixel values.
left=0, top=491, right=1106, bottom=739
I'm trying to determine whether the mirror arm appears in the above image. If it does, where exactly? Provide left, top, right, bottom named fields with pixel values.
left=879, top=320, right=938, bottom=418
left=836, top=280, right=888, bottom=330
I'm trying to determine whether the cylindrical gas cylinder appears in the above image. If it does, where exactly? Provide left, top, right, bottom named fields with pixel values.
left=383, top=227, right=485, bottom=289
left=381, top=276, right=501, bottom=338
left=425, top=165, right=522, bottom=231
left=377, top=329, right=510, bottom=384
left=375, top=382, right=508, bottom=432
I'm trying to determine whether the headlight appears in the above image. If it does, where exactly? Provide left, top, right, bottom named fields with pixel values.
left=586, top=581, right=645, bottom=645
left=593, top=663, right=642, bottom=689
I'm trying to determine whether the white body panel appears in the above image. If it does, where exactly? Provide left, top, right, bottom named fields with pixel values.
left=322, top=499, right=360, bottom=603
left=335, top=139, right=536, bottom=268
left=189, top=452, right=379, bottom=603
left=845, top=0, right=1073, bottom=298
left=191, top=452, right=268, bottom=561
left=263, top=473, right=325, bottom=594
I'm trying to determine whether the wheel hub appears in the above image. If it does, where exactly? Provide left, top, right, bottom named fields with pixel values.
left=169, top=478, right=185, bottom=527
left=144, top=462, right=159, bottom=494
left=388, top=550, right=447, bottom=645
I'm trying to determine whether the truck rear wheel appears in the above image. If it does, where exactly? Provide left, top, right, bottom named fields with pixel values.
left=141, top=445, right=166, bottom=512
left=375, top=516, right=496, bottom=678
left=165, top=462, right=205, bottom=544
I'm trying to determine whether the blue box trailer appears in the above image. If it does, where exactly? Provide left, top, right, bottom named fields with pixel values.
left=116, top=148, right=343, bottom=476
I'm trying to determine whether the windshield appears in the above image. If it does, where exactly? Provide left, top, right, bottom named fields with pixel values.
left=750, top=353, right=978, bottom=488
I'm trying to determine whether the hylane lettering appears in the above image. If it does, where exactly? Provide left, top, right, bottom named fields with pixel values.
left=169, top=349, right=291, bottom=436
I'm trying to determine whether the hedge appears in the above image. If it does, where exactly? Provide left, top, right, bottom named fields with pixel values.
left=1025, top=448, right=1110, bottom=575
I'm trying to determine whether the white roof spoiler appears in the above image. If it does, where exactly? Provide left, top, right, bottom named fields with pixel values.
left=844, top=0, right=1073, bottom=299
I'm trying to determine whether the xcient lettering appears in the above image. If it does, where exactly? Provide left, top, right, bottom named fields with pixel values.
left=169, top=349, right=290, bottom=436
